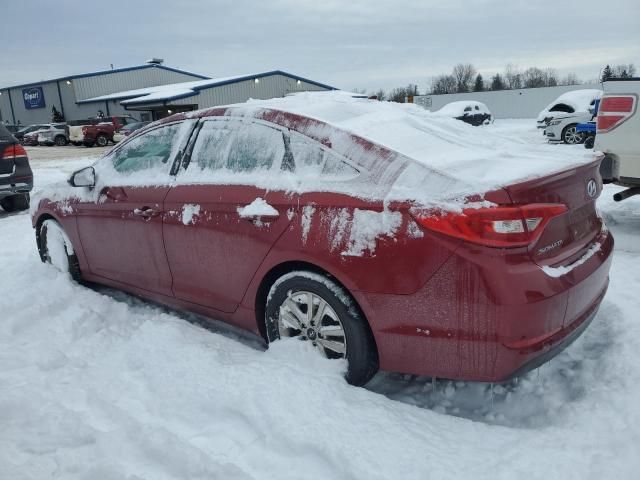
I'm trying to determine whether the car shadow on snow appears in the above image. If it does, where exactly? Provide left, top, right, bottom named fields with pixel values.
left=366, top=302, right=622, bottom=429
left=89, top=282, right=621, bottom=430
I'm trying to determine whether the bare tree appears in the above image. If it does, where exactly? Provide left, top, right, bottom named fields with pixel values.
left=522, top=67, right=547, bottom=88
left=374, top=89, right=386, bottom=101
left=562, top=73, right=581, bottom=85
left=431, top=74, right=457, bottom=94
left=504, top=64, right=522, bottom=89
left=452, top=63, right=476, bottom=93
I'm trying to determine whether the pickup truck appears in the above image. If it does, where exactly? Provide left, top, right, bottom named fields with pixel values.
left=67, top=116, right=139, bottom=147
left=596, top=78, right=640, bottom=201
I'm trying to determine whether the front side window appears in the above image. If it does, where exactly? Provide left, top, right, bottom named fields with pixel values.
left=190, top=120, right=285, bottom=173
left=111, top=122, right=184, bottom=174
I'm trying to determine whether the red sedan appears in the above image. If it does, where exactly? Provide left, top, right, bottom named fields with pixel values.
left=32, top=94, right=613, bottom=386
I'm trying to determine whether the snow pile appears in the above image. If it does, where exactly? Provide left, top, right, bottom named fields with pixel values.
left=3, top=130, right=640, bottom=478
left=237, top=197, right=279, bottom=218
left=181, top=203, right=201, bottom=225
left=342, top=208, right=402, bottom=257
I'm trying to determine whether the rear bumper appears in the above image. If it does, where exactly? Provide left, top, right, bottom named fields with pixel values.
left=0, top=177, right=33, bottom=198
left=355, top=229, right=614, bottom=382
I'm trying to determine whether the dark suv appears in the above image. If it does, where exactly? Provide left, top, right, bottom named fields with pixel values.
left=0, top=124, right=33, bottom=212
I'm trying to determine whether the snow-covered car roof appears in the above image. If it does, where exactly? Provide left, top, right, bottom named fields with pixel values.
left=537, top=89, right=602, bottom=121
left=185, top=92, right=595, bottom=195
left=434, top=100, right=491, bottom=117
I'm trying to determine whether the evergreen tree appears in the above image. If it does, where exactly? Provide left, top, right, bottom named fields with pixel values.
left=601, top=65, right=613, bottom=82
left=473, top=74, right=484, bottom=92
left=51, top=105, right=65, bottom=123
left=490, top=73, right=506, bottom=91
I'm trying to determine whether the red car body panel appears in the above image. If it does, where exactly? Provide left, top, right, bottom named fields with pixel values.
left=32, top=107, right=614, bottom=382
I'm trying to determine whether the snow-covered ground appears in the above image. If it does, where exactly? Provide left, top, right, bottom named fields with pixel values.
left=1, top=123, right=639, bottom=479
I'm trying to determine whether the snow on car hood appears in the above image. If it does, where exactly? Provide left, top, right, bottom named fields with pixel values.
left=536, top=89, right=602, bottom=122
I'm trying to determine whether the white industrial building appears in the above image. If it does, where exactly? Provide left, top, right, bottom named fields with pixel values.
left=1, top=61, right=335, bottom=125
left=413, top=83, right=602, bottom=119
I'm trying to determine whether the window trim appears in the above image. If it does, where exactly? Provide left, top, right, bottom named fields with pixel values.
left=101, top=119, right=196, bottom=176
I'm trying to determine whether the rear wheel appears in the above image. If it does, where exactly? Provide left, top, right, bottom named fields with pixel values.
left=96, top=134, right=109, bottom=147
left=562, top=124, right=585, bottom=144
left=265, top=271, right=378, bottom=386
left=38, top=219, right=81, bottom=280
left=0, top=193, right=30, bottom=212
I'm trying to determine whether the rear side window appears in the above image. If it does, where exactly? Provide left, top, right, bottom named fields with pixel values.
left=288, top=133, right=359, bottom=179
left=111, top=122, right=183, bottom=173
left=190, top=120, right=285, bottom=173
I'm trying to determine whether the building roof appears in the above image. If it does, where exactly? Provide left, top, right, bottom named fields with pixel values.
left=77, top=70, right=336, bottom=106
left=1, top=64, right=210, bottom=91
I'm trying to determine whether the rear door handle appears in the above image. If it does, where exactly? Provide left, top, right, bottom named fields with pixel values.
left=133, top=207, right=161, bottom=219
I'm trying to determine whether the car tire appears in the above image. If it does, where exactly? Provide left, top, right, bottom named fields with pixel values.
left=83, top=142, right=94, bottom=148
left=584, top=136, right=595, bottom=149
left=38, top=219, right=81, bottom=281
left=264, top=271, right=378, bottom=386
left=72, top=142, right=82, bottom=147
left=562, top=124, right=585, bottom=145
left=0, top=193, right=30, bottom=212
left=96, top=134, right=109, bottom=147
left=54, top=135, right=68, bottom=146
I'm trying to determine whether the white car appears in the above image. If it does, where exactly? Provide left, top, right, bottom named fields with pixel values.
left=537, top=89, right=601, bottom=144
left=37, top=124, right=68, bottom=146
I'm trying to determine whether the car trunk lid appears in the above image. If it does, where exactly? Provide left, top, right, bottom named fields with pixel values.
left=503, top=158, right=603, bottom=268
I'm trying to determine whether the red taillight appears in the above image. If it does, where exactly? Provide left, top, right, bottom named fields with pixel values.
left=597, top=94, right=637, bottom=132
left=2, top=144, right=27, bottom=159
left=411, top=203, right=568, bottom=248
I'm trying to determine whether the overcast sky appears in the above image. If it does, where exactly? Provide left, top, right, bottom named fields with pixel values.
left=2, top=0, right=639, bottom=93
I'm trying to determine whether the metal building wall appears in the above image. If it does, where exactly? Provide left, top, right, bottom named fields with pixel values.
left=414, top=83, right=602, bottom=119
left=72, top=67, right=200, bottom=101
left=169, top=74, right=329, bottom=108
left=1, top=66, right=204, bottom=125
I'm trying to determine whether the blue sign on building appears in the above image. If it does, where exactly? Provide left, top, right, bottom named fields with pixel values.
left=22, top=86, right=46, bottom=110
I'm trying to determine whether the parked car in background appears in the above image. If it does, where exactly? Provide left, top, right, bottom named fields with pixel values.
left=21, top=124, right=66, bottom=146
left=37, top=124, right=68, bottom=146
left=67, top=116, right=139, bottom=146
left=537, top=89, right=602, bottom=144
left=32, top=94, right=613, bottom=386
left=596, top=78, right=640, bottom=201
left=3, top=124, right=22, bottom=134
left=113, top=121, right=151, bottom=143
left=14, top=124, right=49, bottom=144
left=0, top=123, right=32, bottom=212
left=435, top=101, right=492, bottom=126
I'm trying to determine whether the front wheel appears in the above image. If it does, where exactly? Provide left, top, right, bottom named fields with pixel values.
left=584, top=136, right=595, bottom=149
left=562, top=124, right=585, bottom=145
left=54, top=135, right=68, bottom=146
left=38, top=219, right=81, bottom=280
left=265, top=271, right=378, bottom=386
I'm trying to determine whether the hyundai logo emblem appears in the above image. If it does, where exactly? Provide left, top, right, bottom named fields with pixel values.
left=587, top=179, right=597, bottom=198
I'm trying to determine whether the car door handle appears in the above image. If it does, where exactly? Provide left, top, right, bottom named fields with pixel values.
left=133, top=207, right=161, bottom=218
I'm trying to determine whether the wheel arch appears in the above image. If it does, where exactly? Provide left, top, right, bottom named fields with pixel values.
left=34, top=213, right=58, bottom=259
left=253, top=260, right=377, bottom=353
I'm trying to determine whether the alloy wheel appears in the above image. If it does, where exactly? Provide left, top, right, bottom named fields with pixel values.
left=564, top=126, right=584, bottom=144
left=277, top=290, right=347, bottom=358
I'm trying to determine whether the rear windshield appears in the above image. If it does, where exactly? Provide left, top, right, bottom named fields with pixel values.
left=549, top=103, right=574, bottom=113
left=0, top=124, right=16, bottom=144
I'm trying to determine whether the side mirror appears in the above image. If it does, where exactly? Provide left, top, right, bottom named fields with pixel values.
left=69, top=166, right=95, bottom=187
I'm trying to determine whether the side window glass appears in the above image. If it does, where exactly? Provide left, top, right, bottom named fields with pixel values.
left=190, top=120, right=285, bottom=173
left=111, top=122, right=183, bottom=174
left=288, top=134, right=359, bottom=179
left=463, top=106, right=472, bottom=112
